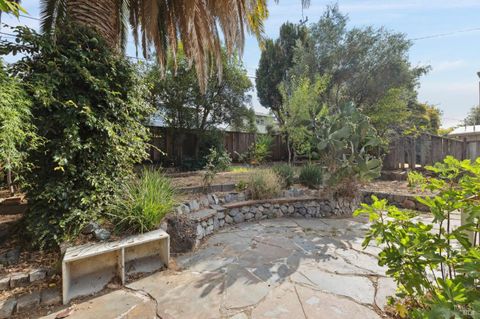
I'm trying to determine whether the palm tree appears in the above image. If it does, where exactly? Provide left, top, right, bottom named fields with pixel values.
left=39, top=0, right=275, bottom=91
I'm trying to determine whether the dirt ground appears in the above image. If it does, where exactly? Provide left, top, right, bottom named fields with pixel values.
left=360, top=180, right=434, bottom=196
left=168, top=167, right=430, bottom=197
left=169, top=169, right=252, bottom=188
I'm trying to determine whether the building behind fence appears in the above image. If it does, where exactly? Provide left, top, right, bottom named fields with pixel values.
left=149, top=127, right=478, bottom=170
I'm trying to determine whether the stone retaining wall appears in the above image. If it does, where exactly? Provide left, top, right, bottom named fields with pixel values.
left=167, top=194, right=360, bottom=253
left=167, top=188, right=430, bottom=254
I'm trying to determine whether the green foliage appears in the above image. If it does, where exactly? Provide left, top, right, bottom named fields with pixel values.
left=146, top=46, right=252, bottom=131
left=251, top=134, right=272, bottom=164
left=464, top=105, right=480, bottom=126
left=355, top=156, right=480, bottom=318
left=407, top=171, right=425, bottom=188
left=316, top=103, right=384, bottom=189
left=1, top=25, right=153, bottom=248
left=438, top=127, right=454, bottom=136
left=405, top=103, right=442, bottom=136
left=288, top=4, right=436, bottom=138
left=366, top=88, right=410, bottom=138
left=0, top=0, right=26, bottom=16
left=279, top=76, right=329, bottom=160
left=299, top=164, right=323, bottom=189
left=202, top=147, right=232, bottom=188
left=273, top=164, right=295, bottom=188
left=109, top=170, right=176, bottom=234
left=235, top=180, right=248, bottom=192
left=247, top=169, right=281, bottom=200
left=256, top=22, right=308, bottom=118
left=0, top=59, right=39, bottom=194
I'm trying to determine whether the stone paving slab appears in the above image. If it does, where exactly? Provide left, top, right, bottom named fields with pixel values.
left=41, top=217, right=396, bottom=319
left=43, top=290, right=156, bottom=319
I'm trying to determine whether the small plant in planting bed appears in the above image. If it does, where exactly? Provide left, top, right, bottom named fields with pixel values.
left=202, top=147, right=232, bottom=188
left=299, top=164, right=323, bottom=189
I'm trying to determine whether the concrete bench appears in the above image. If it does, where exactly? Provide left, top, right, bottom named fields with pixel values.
left=62, top=229, right=169, bottom=304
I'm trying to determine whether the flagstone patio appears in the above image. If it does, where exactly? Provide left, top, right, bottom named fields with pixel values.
left=44, top=216, right=405, bottom=319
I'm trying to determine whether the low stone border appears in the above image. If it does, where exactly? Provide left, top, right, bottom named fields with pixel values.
left=178, top=183, right=236, bottom=194
left=0, top=266, right=61, bottom=318
left=0, top=288, right=61, bottom=318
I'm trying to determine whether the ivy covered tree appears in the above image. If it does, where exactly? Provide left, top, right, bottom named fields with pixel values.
left=1, top=25, right=153, bottom=248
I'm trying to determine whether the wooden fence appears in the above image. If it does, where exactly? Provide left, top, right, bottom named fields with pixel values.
left=148, top=127, right=287, bottom=165
left=383, top=133, right=466, bottom=170
left=149, top=127, right=475, bottom=170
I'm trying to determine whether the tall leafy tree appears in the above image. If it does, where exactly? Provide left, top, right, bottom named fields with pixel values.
left=290, top=5, right=432, bottom=136
left=146, top=46, right=253, bottom=162
left=279, top=76, right=328, bottom=162
left=147, top=47, right=252, bottom=131
left=256, top=22, right=307, bottom=122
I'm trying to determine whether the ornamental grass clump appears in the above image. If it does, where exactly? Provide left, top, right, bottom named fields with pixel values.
left=248, top=169, right=281, bottom=200
left=110, top=170, right=176, bottom=234
left=299, top=164, right=323, bottom=189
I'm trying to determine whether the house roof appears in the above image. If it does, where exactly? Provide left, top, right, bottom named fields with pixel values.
left=449, top=125, right=480, bottom=136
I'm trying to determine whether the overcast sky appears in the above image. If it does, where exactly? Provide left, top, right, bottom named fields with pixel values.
left=2, top=0, right=480, bottom=128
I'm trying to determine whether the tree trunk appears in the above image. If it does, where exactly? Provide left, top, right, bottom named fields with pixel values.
left=5, top=158, right=13, bottom=196
left=66, top=0, right=121, bottom=50
left=286, top=134, right=292, bottom=165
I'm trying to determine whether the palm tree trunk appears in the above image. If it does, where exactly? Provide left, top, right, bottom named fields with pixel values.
left=66, top=0, right=120, bottom=49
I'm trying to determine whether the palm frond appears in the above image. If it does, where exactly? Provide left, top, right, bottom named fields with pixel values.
left=38, top=0, right=309, bottom=92
left=40, top=0, right=67, bottom=34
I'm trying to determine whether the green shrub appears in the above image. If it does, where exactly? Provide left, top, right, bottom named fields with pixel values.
left=299, top=164, right=323, bottom=189
left=2, top=25, right=153, bottom=248
left=0, top=59, right=39, bottom=195
left=315, top=103, right=384, bottom=189
left=355, top=156, right=480, bottom=318
left=109, top=170, right=176, bottom=233
left=407, top=170, right=424, bottom=188
left=203, top=147, right=232, bottom=188
left=235, top=180, right=248, bottom=192
left=248, top=169, right=281, bottom=200
left=251, top=135, right=272, bottom=164
left=273, top=164, right=294, bottom=188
